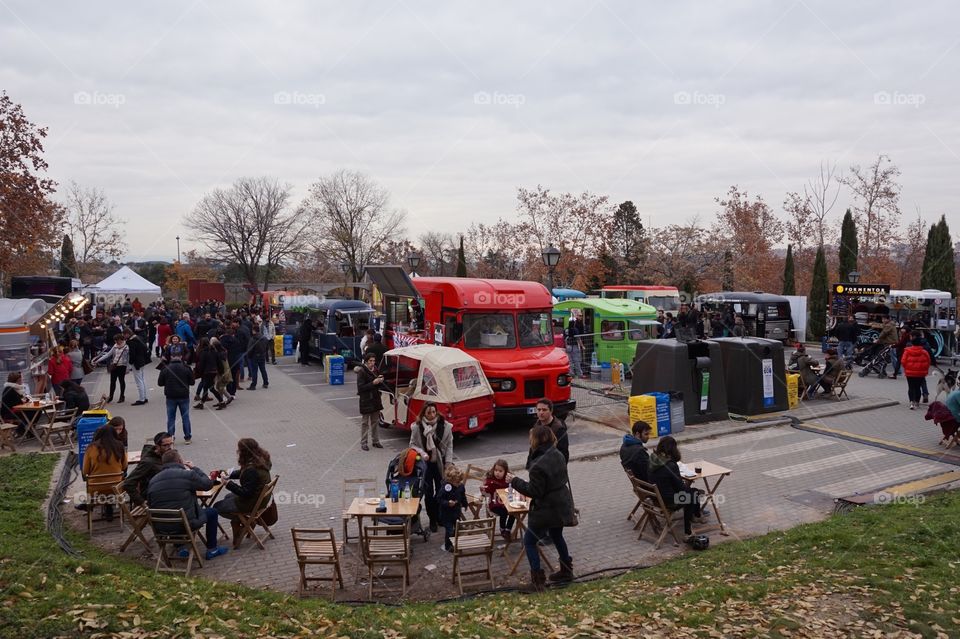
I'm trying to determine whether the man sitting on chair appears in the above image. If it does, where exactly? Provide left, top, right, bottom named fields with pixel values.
left=123, top=432, right=174, bottom=506
left=146, top=449, right=229, bottom=560
left=619, top=420, right=651, bottom=481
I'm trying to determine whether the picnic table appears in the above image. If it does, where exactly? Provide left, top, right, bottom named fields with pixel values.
left=496, top=488, right=555, bottom=576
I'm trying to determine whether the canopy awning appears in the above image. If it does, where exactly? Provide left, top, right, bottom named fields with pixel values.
left=365, top=265, right=419, bottom=298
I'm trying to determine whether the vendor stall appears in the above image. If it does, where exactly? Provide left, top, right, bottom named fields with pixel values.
left=82, top=265, right=161, bottom=307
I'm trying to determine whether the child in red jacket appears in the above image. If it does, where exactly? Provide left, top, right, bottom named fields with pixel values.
left=483, top=459, right=515, bottom=540
left=901, top=332, right=931, bottom=410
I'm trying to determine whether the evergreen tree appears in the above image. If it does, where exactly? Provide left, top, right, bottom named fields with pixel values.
left=59, top=234, right=78, bottom=278
left=921, top=215, right=957, bottom=295
left=721, top=250, right=734, bottom=290
left=809, top=246, right=829, bottom=339
left=782, top=244, right=796, bottom=295
left=456, top=235, right=467, bottom=277
left=838, top=208, right=858, bottom=281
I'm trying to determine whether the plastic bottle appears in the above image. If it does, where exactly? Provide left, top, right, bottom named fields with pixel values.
left=403, top=484, right=411, bottom=501
left=390, top=479, right=400, bottom=503
left=591, top=351, right=598, bottom=368
left=358, top=484, right=365, bottom=500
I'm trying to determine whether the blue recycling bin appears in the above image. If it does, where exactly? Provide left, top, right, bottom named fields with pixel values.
left=644, top=391, right=672, bottom=436
left=283, top=334, right=294, bottom=356
left=77, top=415, right=108, bottom=469
left=327, top=355, right=344, bottom=385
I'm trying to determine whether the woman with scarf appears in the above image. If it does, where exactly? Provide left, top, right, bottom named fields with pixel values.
left=94, top=334, right=130, bottom=403
left=1, top=371, right=30, bottom=437
left=409, top=402, right=453, bottom=533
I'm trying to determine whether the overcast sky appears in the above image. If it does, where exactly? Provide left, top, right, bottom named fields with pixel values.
left=3, top=1, right=959, bottom=263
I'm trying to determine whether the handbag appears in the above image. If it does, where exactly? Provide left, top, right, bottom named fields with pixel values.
left=563, top=481, right=580, bottom=527
left=82, top=359, right=94, bottom=375
left=107, top=363, right=116, bottom=373
left=258, top=499, right=278, bottom=526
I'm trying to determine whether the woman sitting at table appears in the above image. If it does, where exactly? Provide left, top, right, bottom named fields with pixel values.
left=506, top=424, right=575, bottom=593
left=80, top=425, right=128, bottom=519
left=214, top=438, right=272, bottom=547
left=796, top=351, right=822, bottom=397
left=648, top=436, right=703, bottom=540
left=1, top=371, right=30, bottom=437
left=60, top=380, right=90, bottom=413
left=108, top=416, right=128, bottom=449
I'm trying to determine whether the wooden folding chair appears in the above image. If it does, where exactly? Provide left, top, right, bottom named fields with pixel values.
left=0, top=422, right=18, bottom=452
left=827, top=369, right=852, bottom=400
left=452, top=517, right=495, bottom=594
left=147, top=508, right=204, bottom=576
left=463, top=464, right=488, bottom=519
left=113, top=483, right=152, bottom=553
left=37, top=407, right=78, bottom=452
left=630, top=477, right=683, bottom=549
left=363, top=524, right=410, bottom=599
left=624, top=469, right=643, bottom=521
left=84, top=472, right=124, bottom=535
left=233, top=475, right=279, bottom=550
left=341, top=477, right=377, bottom=543
left=291, top=527, right=344, bottom=598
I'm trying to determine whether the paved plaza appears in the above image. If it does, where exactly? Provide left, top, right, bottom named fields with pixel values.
left=43, top=353, right=960, bottom=600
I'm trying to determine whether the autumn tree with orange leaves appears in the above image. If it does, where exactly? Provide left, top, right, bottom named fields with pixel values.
left=714, top=186, right=784, bottom=292
left=0, top=91, right=65, bottom=292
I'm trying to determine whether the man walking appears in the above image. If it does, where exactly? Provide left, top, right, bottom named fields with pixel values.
left=247, top=328, right=269, bottom=390
left=158, top=354, right=196, bottom=444
left=126, top=328, right=151, bottom=406
left=356, top=353, right=384, bottom=451
left=832, top=316, right=858, bottom=368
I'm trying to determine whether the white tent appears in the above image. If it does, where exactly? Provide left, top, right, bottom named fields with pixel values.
left=84, top=266, right=162, bottom=306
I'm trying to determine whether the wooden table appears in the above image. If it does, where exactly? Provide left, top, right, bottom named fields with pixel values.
left=682, top=460, right=732, bottom=535
left=496, top=488, right=555, bottom=576
left=13, top=400, right=61, bottom=446
left=346, top=496, right=421, bottom=580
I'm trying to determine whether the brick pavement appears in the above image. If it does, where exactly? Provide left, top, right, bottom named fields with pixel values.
left=44, top=356, right=957, bottom=601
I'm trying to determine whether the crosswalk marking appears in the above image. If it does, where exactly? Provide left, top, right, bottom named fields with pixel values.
left=683, top=429, right=788, bottom=452
left=719, top=438, right=837, bottom=464
left=762, top=449, right=887, bottom=479
left=815, top=462, right=947, bottom=497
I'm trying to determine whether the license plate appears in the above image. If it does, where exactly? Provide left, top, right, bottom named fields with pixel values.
left=468, top=416, right=478, bottom=429
left=526, top=406, right=536, bottom=414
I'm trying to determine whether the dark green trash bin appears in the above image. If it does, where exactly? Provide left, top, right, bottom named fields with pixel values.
left=709, top=337, right=788, bottom=414
left=630, top=339, right=728, bottom=425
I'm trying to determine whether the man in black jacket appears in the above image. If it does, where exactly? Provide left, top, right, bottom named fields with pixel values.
left=298, top=317, right=314, bottom=366
left=527, top=398, right=569, bottom=467
left=146, top=449, right=228, bottom=560
left=122, top=431, right=174, bottom=506
left=158, top=355, right=195, bottom=443
left=356, top=353, right=384, bottom=450
left=126, top=329, right=151, bottom=406
left=619, top=420, right=651, bottom=481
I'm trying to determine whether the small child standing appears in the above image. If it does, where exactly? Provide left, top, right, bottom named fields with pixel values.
left=901, top=331, right=932, bottom=410
left=483, top=459, right=515, bottom=540
left=437, top=465, right=467, bottom=552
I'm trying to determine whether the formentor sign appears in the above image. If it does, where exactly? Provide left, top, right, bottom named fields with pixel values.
left=832, top=284, right=890, bottom=296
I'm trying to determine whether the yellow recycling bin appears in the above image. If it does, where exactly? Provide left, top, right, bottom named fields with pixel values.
left=786, top=373, right=799, bottom=409
left=628, top=395, right=658, bottom=432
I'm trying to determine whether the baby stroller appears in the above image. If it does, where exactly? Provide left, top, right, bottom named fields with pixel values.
left=382, top=448, right=431, bottom=542
left=858, top=345, right=892, bottom=378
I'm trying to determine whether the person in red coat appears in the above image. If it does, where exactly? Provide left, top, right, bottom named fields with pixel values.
left=901, top=331, right=931, bottom=410
left=47, top=345, right=73, bottom=395
left=156, top=317, right=173, bottom=357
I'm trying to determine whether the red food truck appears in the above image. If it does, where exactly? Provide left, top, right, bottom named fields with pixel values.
left=366, top=268, right=575, bottom=420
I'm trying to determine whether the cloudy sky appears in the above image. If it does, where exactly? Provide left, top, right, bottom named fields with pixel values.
left=3, top=1, right=958, bottom=262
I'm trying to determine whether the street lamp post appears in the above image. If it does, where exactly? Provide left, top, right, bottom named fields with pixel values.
left=848, top=270, right=860, bottom=284
left=175, top=235, right=181, bottom=263
left=541, top=245, right=561, bottom=297
left=407, top=252, right=421, bottom=278
left=339, top=262, right=350, bottom=299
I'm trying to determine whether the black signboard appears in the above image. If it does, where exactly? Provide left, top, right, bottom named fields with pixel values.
left=832, top=283, right=890, bottom=296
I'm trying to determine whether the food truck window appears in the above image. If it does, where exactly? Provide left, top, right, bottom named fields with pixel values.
left=647, top=295, right=680, bottom=312
left=627, top=320, right=654, bottom=341
left=600, top=320, right=625, bottom=341
left=444, top=316, right=462, bottom=345
left=518, top=312, right=553, bottom=347
left=462, top=314, right=516, bottom=349
left=387, top=300, right=411, bottom=325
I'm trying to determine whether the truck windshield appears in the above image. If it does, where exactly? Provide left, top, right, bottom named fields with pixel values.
left=646, top=295, right=680, bottom=312
left=518, top=312, right=553, bottom=347
left=462, top=314, right=516, bottom=349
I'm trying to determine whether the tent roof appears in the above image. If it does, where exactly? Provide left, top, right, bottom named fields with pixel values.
left=0, top=298, right=48, bottom=326
left=88, top=266, right=160, bottom=293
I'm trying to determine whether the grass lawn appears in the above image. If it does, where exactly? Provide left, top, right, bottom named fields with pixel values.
left=1, top=452, right=958, bottom=638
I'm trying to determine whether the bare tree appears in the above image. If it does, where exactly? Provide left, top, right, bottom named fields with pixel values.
left=63, top=181, right=126, bottom=279
left=842, top=154, right=903, bottom=271
left=417, top=231, right=455, bottom=275
left=463, top=219, right=529, bottom=280
left=804, top=161, right=841, bottom=248
left=647, top=217, right=724, bottom=293
left=892, top=208, right=928, bottom=289
left=184, top=177, right=299, bottom=292
left=783, top=191, right=814, bottom=257
left=299, top=170, right=406, bottom=294
left=714, top=186, right=784, bottom=291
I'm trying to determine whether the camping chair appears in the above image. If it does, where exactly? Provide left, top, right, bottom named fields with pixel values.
left=291, top=527, right=344, bottom=598
left=147, top=508, right=204, bottom=576
left=452, top=517, right=496, bottom=594
left=113, top=483, right=152, bottom=553
left=84, top=472, right=124, bottom=535
left=826, top=369, right=852, bottom=400
left=233, top=475, right=279, bottom=550
left=341, top=477, right=377, bottom=543
left=37, top=407, right=78, bottom=452
left=630, top=476, right=683, bottom=549
left=464, top=464, right=488, bottom=519
left=362, top=524, right=410, bottom=599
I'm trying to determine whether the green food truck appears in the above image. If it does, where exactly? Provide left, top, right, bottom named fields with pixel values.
left=553, top=298, right=659, bottom=367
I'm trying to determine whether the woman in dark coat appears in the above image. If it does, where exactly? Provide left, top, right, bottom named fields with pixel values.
left=507, top=424, right=575, bottom=592
left=193, top=337, right=225, bottom=410
left=648, top=436, right=702, bottom=538
left=355, top=353, right=383, bottom=450
left=214, top=438, right=273, bottom=547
